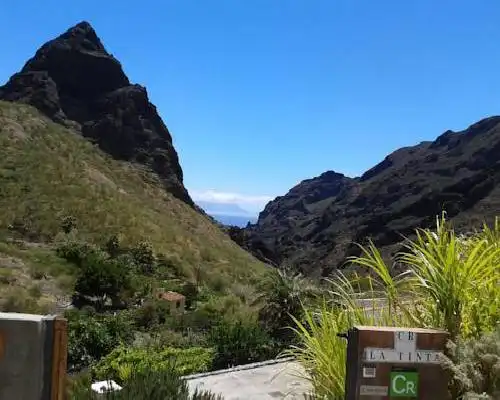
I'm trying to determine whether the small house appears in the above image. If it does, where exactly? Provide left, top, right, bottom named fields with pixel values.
left=156, top=290, right=186, bottom=314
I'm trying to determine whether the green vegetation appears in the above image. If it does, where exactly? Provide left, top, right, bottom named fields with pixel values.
left=66, top=309, right=135, bottom=372
left=442, top=325, right=500, bottom=399
left=208, top=317, right=276, bottom=369
left=0, top=101, right=312, bottom=396
left=254, top=267, right=318, bottom=346
left=68, top=367, right=223, bottom=400
left=287, top=214, right=500, bottom=399
left=93, top=346, right=214, bottom=382
left=0, top=101, right=266, bottom=296
left=58, top=236, right=286, bottom=375
left=0, top=240, right=76, bottom=313
left=5, top=100, right=497, bottom=398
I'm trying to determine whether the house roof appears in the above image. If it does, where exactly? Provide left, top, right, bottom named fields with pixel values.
left=158, top=291, right=185, bottom=301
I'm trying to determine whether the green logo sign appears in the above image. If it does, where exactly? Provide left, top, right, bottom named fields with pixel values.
left=390, top=371, right=419, bottom=397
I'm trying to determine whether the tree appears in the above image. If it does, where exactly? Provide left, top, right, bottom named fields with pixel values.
left=131, top=241, right=156, bottom=275
left=74, top=252, right=132, bottom=308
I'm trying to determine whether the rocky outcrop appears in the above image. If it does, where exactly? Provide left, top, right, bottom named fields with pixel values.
left=243, top=117, right=500, bottom=277
left=0, top=21, right=193, bottom=206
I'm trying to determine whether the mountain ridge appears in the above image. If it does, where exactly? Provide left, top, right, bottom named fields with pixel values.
left=238, top=115, right=500, bottom=276
left=0, top=21, right=193, bottom=207
left=0, top=22, right=268, bottom=308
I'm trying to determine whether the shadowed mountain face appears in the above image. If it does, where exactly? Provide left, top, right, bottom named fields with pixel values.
left=239, top=117, right=500, bottom=277
left=0, top=21, right=193, bottom=206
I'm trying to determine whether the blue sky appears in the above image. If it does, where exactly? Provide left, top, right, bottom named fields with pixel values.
left=2, top=1, right=500, bottom=213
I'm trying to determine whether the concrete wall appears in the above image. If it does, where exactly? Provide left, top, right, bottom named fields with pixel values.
left=0, top=312, right=57, bottom=400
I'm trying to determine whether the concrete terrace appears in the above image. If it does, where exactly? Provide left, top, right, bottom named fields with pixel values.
left=185, top=358, right=313, bottom=399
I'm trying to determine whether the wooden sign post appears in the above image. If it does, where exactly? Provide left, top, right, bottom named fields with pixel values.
left=344, top=326, right=450, bottom=399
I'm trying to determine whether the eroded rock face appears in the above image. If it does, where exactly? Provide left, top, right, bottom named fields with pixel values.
left=243, top=117, right=500, bottom=276
left=0, top=21, right=193, bottom=206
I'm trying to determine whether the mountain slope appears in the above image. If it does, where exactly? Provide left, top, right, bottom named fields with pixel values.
left=242, top=117, right=500, bottom=276
left=0, top=101, right=266, bottom=288
left=0, top=21, right=192, bottom=206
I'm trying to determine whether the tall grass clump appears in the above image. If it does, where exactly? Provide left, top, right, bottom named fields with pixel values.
left=286, top=213, right=500, bottom=399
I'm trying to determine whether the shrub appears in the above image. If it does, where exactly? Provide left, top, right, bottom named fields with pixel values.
left=133, top=299, right=171, bottom=330
left=66, top=310, right=134, bottom=372
left=68, top=367, right=223, bottom=400
left=92, top=345, right=215, bottom=383
left=61, top=215, right=77, bottom=234
left=157, top=253, right=186, bottom=278
left=131, top=241, right=156, bottom=275
left=105, top=234, right=121, bottom=257
left=441, top=325, right=500, bottom=399
left=132, top=329, right=208, bottom=349
left=27, top=283, right=42, bottom=299
left=181, top=282, right=199, bottom=309
left=177, top=294, right=242, bottom=333
left=209, top=317, right=278, bottom=369
left=56, top=241, right=102, bottom=266
left=255, top=267, right=316, bottom=345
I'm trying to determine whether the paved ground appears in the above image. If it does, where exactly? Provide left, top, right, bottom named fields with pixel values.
left=185, top=359, right=313, bottom=399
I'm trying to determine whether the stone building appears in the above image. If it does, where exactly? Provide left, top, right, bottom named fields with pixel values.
left=156, top=290, right=186, bottom=314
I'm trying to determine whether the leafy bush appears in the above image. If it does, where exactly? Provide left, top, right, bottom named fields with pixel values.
left=156, top=253, right=187, bottom=279
left=209, top=317, right=278, bottom=369
left=105, top=234, right=121, bottom=257
left=56, top=240, right=104, bottom=266
left=74, top=254, right=133, bottom=306
left=132, top=329, right=208, bottom=349
left=442, top=325, right=500, bottom=399
left=255, top=267, right=316, bottom=344
left=181, top=281, right=199, bottom=309
left=61, top=215, right=77, bottom=234
left=92, top=345, right=214, bottom=383
left=131, top=241, right=156, bottom=275
left=57, top=240, right=135, bottom=307
left=66, top=310, right=134, bottom=372
left=68, top=367, right=223, bottom=400
left=175, top=294, right=243, bottom=333
left=133, top=299, right=172, bottom=329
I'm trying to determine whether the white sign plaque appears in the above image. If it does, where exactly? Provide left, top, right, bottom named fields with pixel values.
left=362, top=366, right=376, bottom=378
left=360, top=385, right=388, bottom=396
left=363, top=331, right=443, bottom=364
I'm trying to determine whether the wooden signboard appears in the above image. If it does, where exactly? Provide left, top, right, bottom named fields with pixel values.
left=344, top=326, right=450, bottom=400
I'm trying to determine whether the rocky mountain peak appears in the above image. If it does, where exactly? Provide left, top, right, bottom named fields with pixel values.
left=37, top=21, right=107, bottom=54
left=0, top=22, right=193, bottom=206
left=242, top=115, right=500, bottom=275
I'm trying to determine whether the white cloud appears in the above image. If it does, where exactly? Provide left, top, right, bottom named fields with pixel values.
left=190, top=189, right=274, bottom=212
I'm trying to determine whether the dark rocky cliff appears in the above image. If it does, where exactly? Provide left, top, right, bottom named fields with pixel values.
left=238, top=117, right=500, bottom=276
left=0, top=21, right=193, bottom=206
